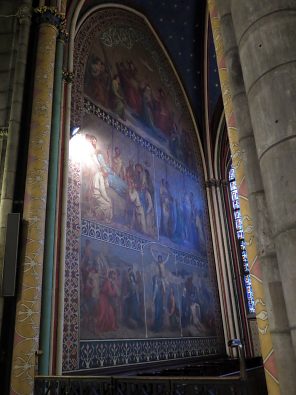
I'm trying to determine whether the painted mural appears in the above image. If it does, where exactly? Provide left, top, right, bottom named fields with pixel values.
left=83, top=39, right=196, bottom=171
left=80, top=237, right=146, bottom=340
left=80, top=117, right=157, bottom=239
left=64, top=7, right=224, bottom=372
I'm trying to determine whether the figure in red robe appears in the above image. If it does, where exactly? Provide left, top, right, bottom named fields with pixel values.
left=154, top=88, right=173, bottom=136
left=125, top=61, right=142, bottom=115
left=96, top=269, right=119, bottom=332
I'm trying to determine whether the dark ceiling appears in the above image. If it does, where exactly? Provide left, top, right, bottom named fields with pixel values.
left=71, top=0, right=222, bottom=143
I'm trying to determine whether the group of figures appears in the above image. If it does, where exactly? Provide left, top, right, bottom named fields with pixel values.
left=80, top=131, right=206, bottom=254
left=78, top=39, right=212, bottom=342
left=159, top=179, right=205, bottom=251
left=80, top=240, right=144, bottom=335
left=71, top=11, right=220, bottom=369
left=148, top=251, right=214, bottom=335
left=80, top=241, right=215, bottom=338
left=84, top=55, right=196, bottom=168
left=81, top=134, right=157, bottom=237
left=85, top=57, right=173, bottom=133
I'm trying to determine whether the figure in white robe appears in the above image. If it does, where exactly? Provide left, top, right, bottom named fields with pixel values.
left=93, top=166, right=112, bottom=223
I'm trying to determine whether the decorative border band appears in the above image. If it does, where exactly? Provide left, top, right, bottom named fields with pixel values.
left=79, top=336, right=224, bottom=370
left=81, top=219, right=208, bottom=268
left=84, top=99, right=199, bottom=181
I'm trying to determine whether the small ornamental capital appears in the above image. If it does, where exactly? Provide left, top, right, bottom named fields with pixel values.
left=0, top=127, right=8, bottom=137
left=34, top=6, right=65, bottom=28
left=62, top=70, right=74, bottom=84
left=58, top=22, right=69, bottom=42
left=16, top=5, right=32, bottom=24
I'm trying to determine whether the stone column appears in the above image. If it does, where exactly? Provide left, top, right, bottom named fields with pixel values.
left=214, top=1, right=296, bottom=394
left=0, top=0, right=32, bottom=333
left=10, top=7, right=62, bottom=395
left=231, top=0, right=296, bottom=363
left=208, top=2, right=280, bottom=394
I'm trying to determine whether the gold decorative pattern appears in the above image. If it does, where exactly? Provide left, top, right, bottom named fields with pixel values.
left=207, top=1, right=280, bottom=395
left=10, top=21, right=58, bottom=395
left=34, top=6, right=65, bottom=26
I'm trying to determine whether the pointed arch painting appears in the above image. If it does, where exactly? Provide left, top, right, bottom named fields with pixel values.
left=64, top=6, right=224, bottom=372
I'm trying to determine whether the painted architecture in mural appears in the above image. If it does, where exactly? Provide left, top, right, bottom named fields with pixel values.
left=64, top=7, right=223, bottom=371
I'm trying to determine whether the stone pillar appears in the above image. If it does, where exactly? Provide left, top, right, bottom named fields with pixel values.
left=231, top=0, right=296, bottom=363
left=0, top=0, right=32, bottom=333
left=0, top=0, right=18, bottom=126
left=10, top=7, right=62, bottom=395
left=208, top=2, right=280, bottom=394
left=214, top=1, right=296, bottom=394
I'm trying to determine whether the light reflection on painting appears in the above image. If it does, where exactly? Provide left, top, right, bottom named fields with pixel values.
left=80, top=119, right=157, bottom=239
left=79, top=116, right=206, bottom=255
